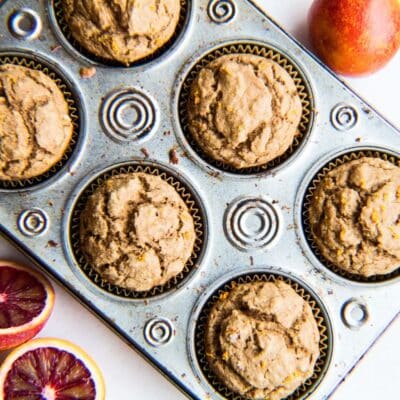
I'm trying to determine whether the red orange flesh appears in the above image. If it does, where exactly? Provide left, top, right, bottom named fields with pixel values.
left=0, top=261, right=54, bottom=350
left=0, top=338, right=105, bottom=400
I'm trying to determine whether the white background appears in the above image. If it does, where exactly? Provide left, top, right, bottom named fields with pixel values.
left=1, top=0, right=400, bottom=398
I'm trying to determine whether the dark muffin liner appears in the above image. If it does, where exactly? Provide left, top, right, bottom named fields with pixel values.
left=194, top=272, right=332, bottom=400
left=52, top=0, right=189, bottom=67
left=302, top=149, right=400, bottom=284
left=0, top=54, right=80, bottom=190
left=69, top=163, right=206, bottom=300
left=178, top=43, right=314, bottom=175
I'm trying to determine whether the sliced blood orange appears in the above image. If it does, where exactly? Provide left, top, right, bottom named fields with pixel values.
left=0, top=338, right=105, bottom=400
left=0, top=261, right=55, bottom=350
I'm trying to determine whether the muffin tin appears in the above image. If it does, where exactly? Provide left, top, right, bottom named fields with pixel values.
left=0, top=1, right=399, bottom=399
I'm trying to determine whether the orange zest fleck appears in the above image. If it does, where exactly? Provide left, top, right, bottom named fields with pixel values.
left=219, top=291, right=229, bottom=300
left=371, top=210, right=380, bottom=223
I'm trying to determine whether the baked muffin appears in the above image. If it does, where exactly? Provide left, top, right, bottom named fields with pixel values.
left=0, top=64, right=73, bottom=181
left=62, top=0, right=181, bottom=65
left=205, top=281, right=320, bottom=400
left=187, top=54, right=302, bottom=169
left=79, top=172, right=196, bottom=292
left=309, top=157, right=400, bottom=277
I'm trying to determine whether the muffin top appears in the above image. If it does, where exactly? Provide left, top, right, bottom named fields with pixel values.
left=0, top=64, right=73, bottom=181
left=309, top=157, right=400, bottom=277
left=205, top=281, right=320, bottom=400
left=63, top=0, right=181, bottom=65
left=79, top=172, right=196, bottom=292
left=187, top=54, right=302, bottom=169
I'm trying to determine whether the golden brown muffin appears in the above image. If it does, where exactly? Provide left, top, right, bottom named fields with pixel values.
left=0, top=64, right=73, bottom=181
left=79, top=172, right=196, bottom=292
left=205, top=281, right=320, bottom=400
left=62, top=0, right=181, bottom=65
left=187, top=54, right=302, bottom=169
left=309, top=157, right=400, bottom=277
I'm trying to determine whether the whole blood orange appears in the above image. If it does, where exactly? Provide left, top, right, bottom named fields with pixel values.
left=309, top=0, right=400, bottom=76
left=0, top=338, right=105, bottom=400
left=0, top=261, right=54, bottom=350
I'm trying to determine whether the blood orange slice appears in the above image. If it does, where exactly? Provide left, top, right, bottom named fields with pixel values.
left=0, top=338, right=105, bottom=400
left=0, top=261, right=54, bottom=350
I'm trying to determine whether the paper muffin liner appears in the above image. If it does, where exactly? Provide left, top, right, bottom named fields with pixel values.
left=178, top=43, right=314, bottom=175
left=69, top=162, right=206, bottom=300
left=0, top=54, right=80, bottom=190
left=52, top=0, right=189, bottom=67
left=193, top=272, right=332, bottom=400
left=302, top=149, right=400, bottom=283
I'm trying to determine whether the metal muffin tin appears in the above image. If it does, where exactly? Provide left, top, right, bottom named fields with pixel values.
left=0, top=1, right=399, bottom=399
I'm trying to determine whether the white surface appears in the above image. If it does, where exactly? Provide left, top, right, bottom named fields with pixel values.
left=1, top=0, right=400, bottom=399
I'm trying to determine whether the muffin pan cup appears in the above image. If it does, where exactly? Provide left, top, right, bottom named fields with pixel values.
left=189, top=270, right=333, bottom=400
left=299, top=147, right=400, bottom=285
left=0, top=52, right=84, bottom=191
left=50, top=0, right=192, bottom=68
left=0, top=1, right=400, bottom=399
left=66, top=161, right=208, bottom=301
left=176, top=41, right=314, bottom=177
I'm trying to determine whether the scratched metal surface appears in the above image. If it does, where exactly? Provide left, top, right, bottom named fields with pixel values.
left=0, top=1, right=399, bottom=399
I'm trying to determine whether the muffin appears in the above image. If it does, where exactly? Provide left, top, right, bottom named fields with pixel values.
left=0, top=64, right=73, bottom=181
left=205, top=281, right=320, bottom=400
left=79, top=172, right=196, bottom=292
left=309, top=157, right=400, bottom=277
left=62, top=0, right=181, bottom=65
left=187, top=54, right=302, bottom=169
